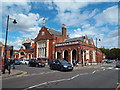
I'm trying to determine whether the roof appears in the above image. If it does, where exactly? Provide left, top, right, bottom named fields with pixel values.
left=64, top=36, right=85, bottom=42
left=88, top=38, right=93, bottom=44
left=47, top=28, right=62, bottom=36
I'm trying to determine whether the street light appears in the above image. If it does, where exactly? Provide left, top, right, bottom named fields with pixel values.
left=2, top=15, right=17, bottom=74
left=95, top=38, right=101, bottom=64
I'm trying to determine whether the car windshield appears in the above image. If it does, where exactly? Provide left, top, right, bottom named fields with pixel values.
left=58, top=59, right=69, bottom=64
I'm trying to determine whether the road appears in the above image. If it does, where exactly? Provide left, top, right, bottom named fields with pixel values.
left=2, top=63, right=120, bottom=89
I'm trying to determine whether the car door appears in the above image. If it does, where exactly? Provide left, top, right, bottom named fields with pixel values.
left=55, top=60, right=61, bottom=70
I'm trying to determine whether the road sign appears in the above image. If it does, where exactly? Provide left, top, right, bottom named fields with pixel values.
left=3, top=52, right=6, bottom=55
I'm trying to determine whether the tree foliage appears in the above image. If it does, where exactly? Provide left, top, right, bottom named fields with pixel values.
left=99, top=48, right=120, bottom=60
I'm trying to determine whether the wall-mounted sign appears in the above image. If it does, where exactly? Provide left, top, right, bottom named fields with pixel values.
left=56, top=41, right=79, bottom=47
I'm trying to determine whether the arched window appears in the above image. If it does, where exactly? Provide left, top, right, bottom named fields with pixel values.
left=21, top=52, right=24, bottom=55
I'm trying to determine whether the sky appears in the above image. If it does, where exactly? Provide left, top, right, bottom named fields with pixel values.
left=0, top=0, right=119, bottom=50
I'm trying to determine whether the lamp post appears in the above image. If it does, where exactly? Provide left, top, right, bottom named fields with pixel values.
left=2, top=15, right=17, bottom=74
left=95, top=38, right=101, bottom=64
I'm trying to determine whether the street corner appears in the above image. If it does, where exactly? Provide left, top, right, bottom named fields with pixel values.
left=2, top=69, right=27, bottom=79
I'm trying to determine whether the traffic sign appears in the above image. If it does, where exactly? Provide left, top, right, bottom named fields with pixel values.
left=3, top=52, right=6, bottom=55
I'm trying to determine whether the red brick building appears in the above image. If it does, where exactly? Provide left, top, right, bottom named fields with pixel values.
left=13, top=38, right=35, bottom=59
left=34, top=24, right=67, bottom=60
left=0, top=41, right=12, bottom=59
left=13, top=24, right=105, bottom=65
left=34, top=24, right=104, bottom=65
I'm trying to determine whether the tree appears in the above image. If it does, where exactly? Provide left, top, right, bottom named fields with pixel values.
left=99, top=48, right=120, bottom=60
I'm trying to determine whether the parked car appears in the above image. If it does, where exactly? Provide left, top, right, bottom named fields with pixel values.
left=20, top=59, right=29, bottom=65
left=29, top=58, right=45, bottom=67
left=106, top=60, right=113, bottom=63
left=116, top=61, right=120, bottom=68
left=49, top=59, right=73, bottom=71
left=15, top=60, right=21, bottom=65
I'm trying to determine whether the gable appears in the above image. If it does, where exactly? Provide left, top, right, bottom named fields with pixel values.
left=35, top=26, right=52, bottom=41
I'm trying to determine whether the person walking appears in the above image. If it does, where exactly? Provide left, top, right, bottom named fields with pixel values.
left=11, top=59, right=15, bottom=69
left=4, top=59, right=11, bottom=74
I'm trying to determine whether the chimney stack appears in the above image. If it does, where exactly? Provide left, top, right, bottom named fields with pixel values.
left=62, top=24, right=66, bottom=38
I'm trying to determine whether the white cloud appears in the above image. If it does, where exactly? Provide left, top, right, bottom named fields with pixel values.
left=8, top=13, right=41, bottom=33
left=8, top=37, right=23, bottom=50
left=0, top=38, right=5, bottom=44
left=1, top=1, right=31, bottom=16
left=94, top=5, right=118, bottom=26
left=38, top=0, right=119, bottom=2
left=21, top=26, right=41, bottom=39
left=69, top=23, right=118, bottom=48
left=53, top=2, right=98, bottom=27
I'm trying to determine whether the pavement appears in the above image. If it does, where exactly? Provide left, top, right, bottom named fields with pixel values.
left=1, top=69, right=27, bottom=79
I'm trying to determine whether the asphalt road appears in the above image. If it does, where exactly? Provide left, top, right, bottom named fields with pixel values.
left=15, top=64, right=54, bottom=74
left=2, top=63, right=120, bottom=89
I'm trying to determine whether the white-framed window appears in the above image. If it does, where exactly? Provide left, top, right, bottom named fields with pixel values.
left=38, top=41, right=46, bottom=58
left=42, top=31, right=45, bottom=35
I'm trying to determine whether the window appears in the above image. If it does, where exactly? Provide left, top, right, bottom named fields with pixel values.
left=21, top=52, right=24, bottom=55
left=38, top=41, right=46, bottom=58
left=42, top=31, right=45, bottom=35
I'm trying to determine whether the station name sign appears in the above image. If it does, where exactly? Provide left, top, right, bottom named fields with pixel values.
left=56, top=41, right=79, bottom=46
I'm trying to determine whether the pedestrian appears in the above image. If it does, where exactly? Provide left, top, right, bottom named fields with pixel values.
left=11, top=59, right=15, bottom=69
left=2, top=59, right=5, bottom=74
left=4, top=58, right=11, bottom=74
left=85, top=60, right=87, bottom=66
left=72, top=59, right=76, bottom=66
left=76, top=60, right=79, bottom=66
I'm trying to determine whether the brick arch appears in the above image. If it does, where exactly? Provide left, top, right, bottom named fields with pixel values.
left=63, top=50, right=68, bottom=61
left=56, top=50, right=62, bottom=59
left=71, top=49, right=77, bottom=62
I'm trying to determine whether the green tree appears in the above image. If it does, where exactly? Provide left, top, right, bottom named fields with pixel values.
left=99, top=48, right=120, bottom=60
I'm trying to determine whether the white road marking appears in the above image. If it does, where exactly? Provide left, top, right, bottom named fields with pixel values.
left=107, top=67, right=113, bottom=70
left=25, top=72, right=89, bottom=90
left=27, top=82, right=47, bottom=89
left=92, top=71, right=96, bottom=74
left=71, top=74, right=79, bottom=79
left=101, top=67, right=105, bottom=69
left=79, top=73, right=88, bottom=75
left=115, top=68, right=120, bottom=70
left=103, top=68, right=106, bottom=71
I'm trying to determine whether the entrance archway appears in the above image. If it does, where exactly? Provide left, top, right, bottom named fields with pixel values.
left=64, top=50, right=68, bottom=61
left=57, top=52, right=61, bottom=59
left=72, top=49, right=77, bottom=60
left=29, top=54, right=31, bottom=59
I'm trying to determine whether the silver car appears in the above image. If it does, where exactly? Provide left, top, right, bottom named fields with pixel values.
left=116, top=61, right=120, bottom=68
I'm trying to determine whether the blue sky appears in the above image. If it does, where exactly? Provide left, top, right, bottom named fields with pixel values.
left=0, top=0, right=119, bottom=49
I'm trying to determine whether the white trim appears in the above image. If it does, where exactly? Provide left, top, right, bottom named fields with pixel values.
left=92, top=50, right=96, bottom=62
left=83, top=51, right=85, bottom=65
left=62, top=50, right=64, bottom=58
left=70, top=50, right=72, bottom=65
left=55, top=51, right=57, bottom=59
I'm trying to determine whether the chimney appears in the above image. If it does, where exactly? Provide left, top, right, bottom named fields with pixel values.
left=62, top=24, right=66, bottom=38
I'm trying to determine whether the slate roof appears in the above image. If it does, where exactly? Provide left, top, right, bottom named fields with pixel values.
left=47, top=28, right=62, bottom=36
left=64, top=36, right=85, bottom=42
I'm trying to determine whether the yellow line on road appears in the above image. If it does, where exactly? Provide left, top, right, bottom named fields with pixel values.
left=16, top=71, right=27, bottom=77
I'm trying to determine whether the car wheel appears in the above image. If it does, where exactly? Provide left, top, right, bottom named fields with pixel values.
left=50, top=66, right=53, bottom=70
left=36, top=64, right=39, bottom=67
left=60, top=67, right=64, bottom=71
left=25, top=62, right=27, bottom=65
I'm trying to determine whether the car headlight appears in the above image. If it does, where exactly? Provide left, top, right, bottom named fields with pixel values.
left=63, top=66, right=68, bottom=68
